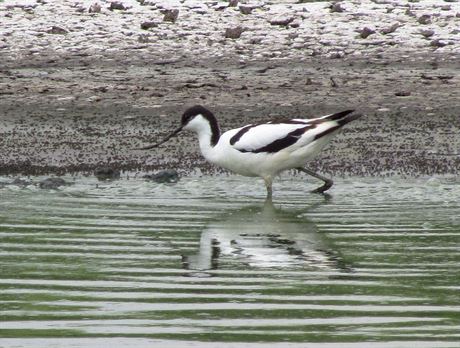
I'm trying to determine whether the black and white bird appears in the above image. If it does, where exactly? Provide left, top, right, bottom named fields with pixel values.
left=140, top=105, right=361, bottom=200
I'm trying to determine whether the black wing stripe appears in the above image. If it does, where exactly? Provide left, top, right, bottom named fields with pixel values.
left=238, top=125, right=314, bottom=154
left=323, top=110, right=355, bottom=121
left=267, top=119, right=310, bottom=125
left=229, top=124, right=256, bottom=145
left=313, top=125, right=341, bottom=141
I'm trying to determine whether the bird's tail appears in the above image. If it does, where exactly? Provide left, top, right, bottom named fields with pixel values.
left=322, top=110, right=362, bottom=126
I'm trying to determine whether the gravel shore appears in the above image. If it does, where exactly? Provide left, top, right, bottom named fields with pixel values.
left=1, top=0, right=459, bottom=177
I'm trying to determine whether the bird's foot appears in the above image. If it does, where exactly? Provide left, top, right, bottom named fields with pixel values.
left=311, top=180, right=333, bottom=194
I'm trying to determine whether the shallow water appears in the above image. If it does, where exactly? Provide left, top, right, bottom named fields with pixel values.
left=0, top=175, right=459, bottom=348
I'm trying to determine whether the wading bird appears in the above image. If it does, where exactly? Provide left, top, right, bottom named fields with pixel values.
left=139, top=105, right=361, bottom=201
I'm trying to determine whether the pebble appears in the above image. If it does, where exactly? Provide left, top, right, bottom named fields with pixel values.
left=46, top=26, right=67, bottom=35
left=88, top=2, right=101, bottom=13
left=430, top=39, right=449, bottom=48
left=420, top=29, right=435, bottom=38
left=109, top=2, right=127, bottom=11
left=239, top=5, right=253, bottom=15
left=330, top=2, right=345, bottom=13
left=360, top=27, right=376, bottom=39
left=417, top=14, right=432, bottom=25
left=395, top=91, right=411, bottom=97
left=268, top=15, right=295, bottom=26
left=163, top=9, right=179, bottom=23
left=380, top=23, right=401, bottom=35
left=87, top=95, right=102, bottom=102
left=141, top=21, right=157, bottom=30
left=225, top=26, right=244, bottom=39
left=239, top=3, right=263, bottom=15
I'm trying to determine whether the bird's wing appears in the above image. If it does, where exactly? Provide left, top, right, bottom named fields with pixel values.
left=229, top=122, right=315, bottom=153
left=229, top=110, right=359, bottom=154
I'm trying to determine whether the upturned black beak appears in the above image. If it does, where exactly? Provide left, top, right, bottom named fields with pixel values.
left=136, top=125, right=183, bottom=150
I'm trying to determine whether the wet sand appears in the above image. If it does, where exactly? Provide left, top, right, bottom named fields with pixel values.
left=1, top=52, right=459, bottom=177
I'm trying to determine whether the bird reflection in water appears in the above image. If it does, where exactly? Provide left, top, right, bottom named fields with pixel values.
left=182, top=201, right=351, bottom=272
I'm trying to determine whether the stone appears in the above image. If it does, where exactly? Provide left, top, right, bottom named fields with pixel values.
left=144, top=170, right=179, bottom=183
left=87, top=95, right=102, bottom=102
left=88, top=2, right=101, bottom=13
left=46, top=26, right=68, bottom=35
left=395, top=91, right=411, bottom=96
left=330, top=2, right=345, bottom=13
left=239, top=3, right=263, bottom=15
left=163, top=9, right=179, bottom=23
left=405, top=8, right=416, bottom=17
left=269, top=16, right=295, bottom=26
left=141, top=21, right=157, bottom=30
left=109, top=2, right=127, bottom=11
left=381, top=23, right=401, bottom=35
left=239, top=5, right=253, bottom=15
left=420, top=29, right=435, bottom=38
left=327, top=51, right=345, bottom=59
left=360, top=27, right=376, bottom=39
left=417, top=14, right=431, bottom=25
left=94, top=167, right=120, bottom=181
left=39, top=177, right=68, bottom=189
left=225, top=26, right=244, bottom=39
left=228, top=0, right=239, bottom=7
left=430, top=39, right=448, bottom=48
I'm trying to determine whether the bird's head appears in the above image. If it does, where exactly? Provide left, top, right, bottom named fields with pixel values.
left=137, top=105, right=217, bottom=150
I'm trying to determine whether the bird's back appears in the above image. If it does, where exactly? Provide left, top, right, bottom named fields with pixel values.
left=211, top=110, right=361, bottom=177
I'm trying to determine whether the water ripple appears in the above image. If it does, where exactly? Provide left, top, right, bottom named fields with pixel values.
left=1, top=176, right=459, bottom=346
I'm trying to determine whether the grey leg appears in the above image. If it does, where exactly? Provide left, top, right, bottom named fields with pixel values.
left=263, top=177, right=273, bottom=202
left=297, top=167, right=333, bottom=194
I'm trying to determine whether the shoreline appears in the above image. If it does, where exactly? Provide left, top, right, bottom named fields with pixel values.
left=1, top=0, right=459, bottom=177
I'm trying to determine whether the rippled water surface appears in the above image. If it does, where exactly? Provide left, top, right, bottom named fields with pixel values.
left=1, top=175, right=459, bottom=348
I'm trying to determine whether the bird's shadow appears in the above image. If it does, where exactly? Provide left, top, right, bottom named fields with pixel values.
left=181, top=197, right=352, bottom=274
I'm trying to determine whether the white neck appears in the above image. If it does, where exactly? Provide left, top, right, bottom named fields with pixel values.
left=183, top=115, right=220, bottom=161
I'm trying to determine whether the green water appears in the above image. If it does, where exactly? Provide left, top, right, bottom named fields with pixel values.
left=0, top=176, right=459, bottom=348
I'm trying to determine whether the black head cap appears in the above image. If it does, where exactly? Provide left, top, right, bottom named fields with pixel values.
left=181, top=105, right=220, bottom=146
left=181, top=105, right=215, bottom=125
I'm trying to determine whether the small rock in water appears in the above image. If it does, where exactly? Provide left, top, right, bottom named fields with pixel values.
left=225, top=26, right=244, bottom=39
left=163, top=9, right=179, bottom=23
left=11, top=178, right=32, bottom=187
left=39, top=177, right=68, bottom=189
left=228, top=0, right=239, bottom=7
left=144, top=170, right=179, bottom=183
left=94, top=167, right=121, bottom=181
